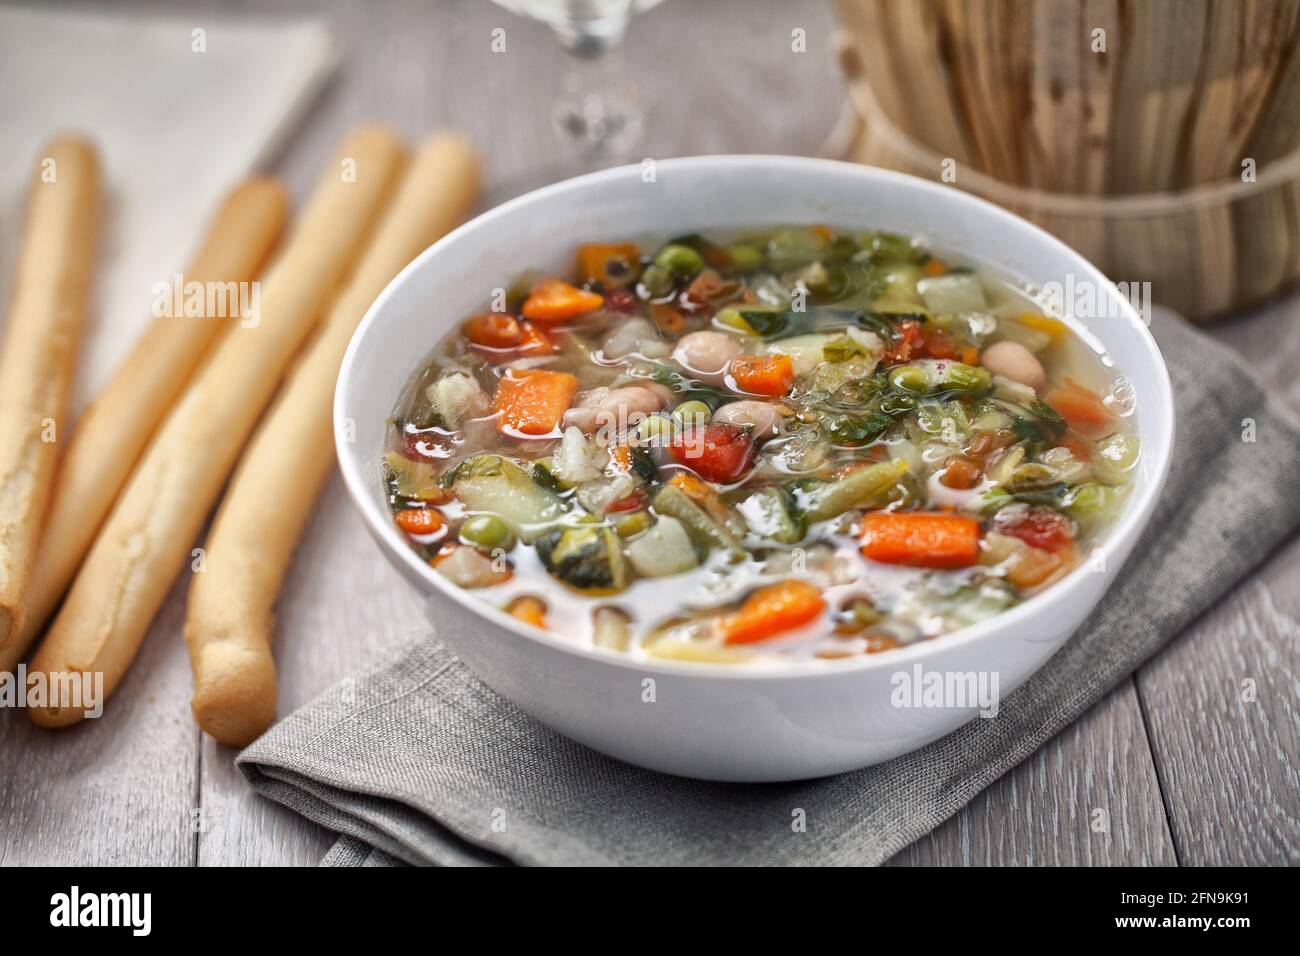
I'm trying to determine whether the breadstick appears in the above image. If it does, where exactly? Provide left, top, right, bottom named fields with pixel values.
left=1, top=178, right=287, bottom=672
left=26, top=126, right=406, bottom=727
left=186, top=133, right=478, bottom=746
left=0, top=137, right=100, bottom=651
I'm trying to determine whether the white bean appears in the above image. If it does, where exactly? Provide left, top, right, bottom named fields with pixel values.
left=980, top=340, right=1045, bottom=389
left=711, top=400, right=780, bottom=438
left=562, top=385, right=668, bottom=435
left=672, top=331, right=743, bottom=383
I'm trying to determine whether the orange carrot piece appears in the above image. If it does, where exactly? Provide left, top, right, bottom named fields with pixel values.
left=395, top=507, right=444, bottom=536
left=860, top=512, right=980, bottom=569
left=521, top=277, right=604, bottom=322
left=730, top=353, right=794, bottom=396
left=464, top=312, right=523, bottom=349
left=576, top=242, right=639, bottom=286
left=649, top=301, right=686, bottom=334
left=1045, top=378, right=1112, bottom=433
left=718, top=580, right=826, bottom=645
left=507, top=596, right=548, bottom=628
left=492, top=369, right=578, bottom=437
left=922, top=259, right=947, bottom=276
left=940, top=457, right=983, bottom=490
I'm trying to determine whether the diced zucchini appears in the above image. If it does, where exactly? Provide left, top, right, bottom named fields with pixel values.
left=917, top=273, right=988, bottom=315
left=871, top=264, right=928, bottom=317
left=451, top=454, right=566, bottom=539
left=737, top=486, right=804, bottom=544
left=535, top=522, right=630, bottom=594
left=797, top=458, right=909, bottom=523
left=383, top=450, right=440, bottom=499
left=1092, top=432, right=1140, bottom=485
left=1062, top=481, right=1123, bottom=536
left=626, top=516, right=700, bottom=577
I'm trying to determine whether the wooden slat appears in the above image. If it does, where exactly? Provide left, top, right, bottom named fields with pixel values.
left=5, top=0, right=1296, bottom=869
left=1136, top=575, right=1300, bottom=865
left=0, top=575, right=199, bottom=865
left=890, top=681, right=1177, bottom=865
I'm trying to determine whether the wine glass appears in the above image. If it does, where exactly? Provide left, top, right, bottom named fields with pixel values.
left=489, top=0, right=664, bottom=170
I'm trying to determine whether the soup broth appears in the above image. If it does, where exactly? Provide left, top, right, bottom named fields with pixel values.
left=383, top=227, right=1138, bottom=664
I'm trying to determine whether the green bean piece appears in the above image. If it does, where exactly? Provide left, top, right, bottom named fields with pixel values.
left=888, top=360, right=991, bottom=396
left=651, top=482, right=743, bottom=555
left=888, top=364, right=931, bottom=393
left=798, top=458, right=910, bottom=523
left=737, top=486, right=804, bottom=544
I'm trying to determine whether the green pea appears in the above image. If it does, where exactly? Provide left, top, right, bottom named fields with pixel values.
left=672, top=400, right=711, bottom=426
left=637, top=413, right=674, bottom=441
left=653, top=243, right=705, bottom=278
left=639, top=262, right=676, bottom=297
left=727, top=243, right=764, bottom=272
left=460, top=514, right=515, bottom=551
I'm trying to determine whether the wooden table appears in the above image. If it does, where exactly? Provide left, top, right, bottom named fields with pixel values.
left=2, top=0, right=1296, bottom=866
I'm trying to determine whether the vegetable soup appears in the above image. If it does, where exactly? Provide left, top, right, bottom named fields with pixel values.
left=383, top=227, right=1138, bottom=663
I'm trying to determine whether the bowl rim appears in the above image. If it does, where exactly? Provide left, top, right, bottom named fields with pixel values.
left=335, top=154, right=1175, bottom=681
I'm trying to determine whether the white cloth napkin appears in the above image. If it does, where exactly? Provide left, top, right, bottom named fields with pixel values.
left=0, top=4, right=336, bottom=414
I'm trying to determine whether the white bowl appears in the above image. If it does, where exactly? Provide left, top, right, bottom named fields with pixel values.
left=335, top=156, right=1174, bottom=782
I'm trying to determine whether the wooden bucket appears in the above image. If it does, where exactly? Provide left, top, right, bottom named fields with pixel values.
left=831, top=0, right=1300, bottom=322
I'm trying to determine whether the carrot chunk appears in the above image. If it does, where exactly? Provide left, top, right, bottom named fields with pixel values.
left=464, top=312, right=523, bottom=349
left=922, top=259, right=947, bottom=276
left=506, top=596, right=548, bottom=629
left=730, top=354, right=794, bottom=396
left=1045, top=378, right=1113, bottom=434
left=576, top=242, right=639, bottom=286
left=860, top=512, right=980, bottom=569
left=521, top=277, right=604, bottom=322
left=463, top=313, right=554, bottom=362
left=395, top=507, right=444, bottom=536
left=492, top=369, right=578, bottom=437
left=718, top=580, right=827, bottom=645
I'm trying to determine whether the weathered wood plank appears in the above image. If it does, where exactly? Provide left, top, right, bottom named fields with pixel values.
left=1137, top=576, right=1300, bottom=865
left=0, top=575, right=199, bottom=866
left=889, top=681, right=1177, bottom=866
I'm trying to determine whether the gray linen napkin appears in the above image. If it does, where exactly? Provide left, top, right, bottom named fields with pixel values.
left=239, top=309, right=1300, bottom=866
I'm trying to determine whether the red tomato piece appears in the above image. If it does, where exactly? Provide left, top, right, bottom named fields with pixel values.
left=668, top=422, right=754, bottom=483
left=993, top=505, right=1075, bottom=553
